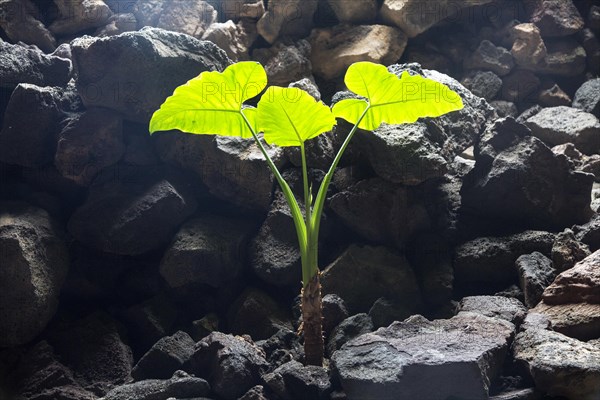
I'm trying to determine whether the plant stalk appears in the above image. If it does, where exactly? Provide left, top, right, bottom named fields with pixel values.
left=301, top=271, right=324, bottom=366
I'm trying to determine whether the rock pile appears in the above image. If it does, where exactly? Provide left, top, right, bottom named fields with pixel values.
left=0, top=0, right=599, bottom=399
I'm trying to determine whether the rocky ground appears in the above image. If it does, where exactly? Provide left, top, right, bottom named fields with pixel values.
left=0, top=0, right=600, bottom=399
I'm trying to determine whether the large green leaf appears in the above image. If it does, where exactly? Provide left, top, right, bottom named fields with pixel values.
left=332, top=62, right=464, bottom=130
left=257, top=87, right=336, bottom=147
left=149, top=61, right=267, bottom=137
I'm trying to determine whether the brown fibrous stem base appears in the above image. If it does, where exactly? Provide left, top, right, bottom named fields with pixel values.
left=300, top=272, right=324, bottom=366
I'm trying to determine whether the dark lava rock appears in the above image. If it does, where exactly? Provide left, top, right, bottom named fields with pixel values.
left=326, top=313, right=374, bottom=356
left=253, top=39, right=313, bottom=87
left=321, top=244, right=422, bottom=314
left=453, top=230, right=555, bottom=292
left=227, top=287, right=293, bottom=341
left=239, top=385, right=271, bottom=400
left=120, top=295, right=179, bottom=355
left=322, top=294, right=349, bottom=339
left=67, top=166, right=197, bottom=255
left=70, top=27, right=229, bottom=122
left=10, top=341, right=96, bottom=400
left=573, top=78, right=600, bottom=117
left=573, top=213, right=600, bottom=251
left=154, top=133, right=285, bottom=211
left=513, top=328, right=600, bottom=400
left=526, top=37, right=587, bottom=76
left=263, top=360, right=332, bottom=400
left=551, top=228, right=591, bottom=272
left=409, top=233, right=453, bottom=309
left=46, top=312, right=133, bottom=396
left=256, top=328, right=303, bottom=369
left=0, top=202, right=68, bottom=347
left=525, top=0, right=584, bottom=37
left=0, top=41, right=71, bottom=89
left=387, top=64, right=496, bottom=163
left=329, top=178, right=430, bottom=249
left=525, top=106, right=600, bottom=155
left=332, top=313, right=514, bottom=400
left=460, top=70, right=502, bottom=101
left=355, top=122, right=448, bottom=185
left=0, top=0, right=57, bottom=52
left=132, top=331, right=195, bottom=381
left=368, top=297, right=415, bottom=329
left=49, top=0, right=113, bottom=35
left=159, top=214, right=255, bottom=288
left=516, top=252, right=556, bottom=308
left=458, top=296, right=527, bottom=325
left=0, top=84, right=64, bottom=167
left=102, top=370, right=211, bottom=400
left=500, top=70, right=540, bottom=103
left=250, top=192, right=302, bottom=287
left=490, top=100, right=518, bottom=118
left=55, top=107, right=125, bottom=185
left=464, top=40, right=515, bottom=76
left=187, top=332, right=269, bottom=400
left=462, top=117, right=594, bottom=230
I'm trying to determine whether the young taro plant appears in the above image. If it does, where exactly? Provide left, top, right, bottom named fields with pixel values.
left=149, top=61, right=463, bottom=366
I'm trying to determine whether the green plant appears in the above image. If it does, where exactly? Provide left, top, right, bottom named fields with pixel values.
left=150, top=61, right=463, bottom=366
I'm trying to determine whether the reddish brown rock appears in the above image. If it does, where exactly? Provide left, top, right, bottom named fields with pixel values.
left=543, top=250, right=600, bottom=304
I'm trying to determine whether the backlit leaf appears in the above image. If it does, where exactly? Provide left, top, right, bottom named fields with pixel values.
left=257, top=87, right=336, bottom=147
left=332, top=61, right=464, bottom=130
left=149, top=61, right=267, bottom=138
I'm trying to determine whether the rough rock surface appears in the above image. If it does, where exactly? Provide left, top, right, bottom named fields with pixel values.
left=464, top=40, right=515, bottom=76
left=321, top=244, right=421, bottom=313
left=0, top=0, right=56, bottom=52
left=0, top=202, right=69, bottom=347
left=257, top=0, right=317, bottom=44
left=458, top=296, right=527, bottom=325
left=250, top=192, right=302, bottom=287
left=187, top=332, right=269, bottom=400
left=326, top=313, right=373, bottom=356
left=460, top=70, right=502, bottom=101
left=513, top=328, right=600, bottom=400
left=263, top=360, right=332, bottom=400
left=355, top=122, right=448, bottom=185
left=159, top=214, right=255, bottom=288
left=327, top=0, right=377, bottom=24
left=253, top=40, right=312, bottom=86
left=526, top=106, right=600, bottom=155
left=71, top=27, right=229, bottom=122
left=55, top=108, right=125, bottom=185
left=67, top=166, right=198, bottom=255
left=227, top=287, right=293, bottom=341
left=132, top=331, right=195, bottom=381
left=574, top=213, right=600, bottom=251
left=202, top=19, right=255, bottom=61
left=333, top=312, right=514, bottom=400
left=380, top=0, right=494, bottom=38
left=101, top=370, right=210, bottom=400
left=533, top=302, right=600, bottom=341
left=573, top=78, right=600, bottom=117
left=49, top=0, right=113, bottom=35
left=310, top=24, right=407, bottom=79
left=47, top=312, right=133, bottom=396
left=329, top=178, right=430, bottom=248
left=525, top=0, right=585, bottom=37
left=454, top=230, right=555, bottom=291
left=462, top=118, right=594, bottom=229
left=10, top=341, right=97, bottom=400
left=543, top=250, right=600, bottom=304
left=551, top=229, right=592, bottom=272
left=516, top=252, right=556, bottom=308
left=154, top=133, right=284, bottom=211
left=0, top=84, right=64, bottom=167
left=511, top=23, right=547, bottom=67
left=526, top=38, right=587, bottom=76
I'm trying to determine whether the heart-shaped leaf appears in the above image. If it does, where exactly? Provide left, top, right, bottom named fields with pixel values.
left=257, top=87, right=336, bottom=147
left=332, top=62, right=464, bottom=130
left=149, top=61, right=267, bottom=138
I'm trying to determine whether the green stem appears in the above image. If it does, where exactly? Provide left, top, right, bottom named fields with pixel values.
left=240, top=110, right=308, bottom=260
left=300, top=143, right=314, bottom=286
left=310, top=104, right=371, bottom=253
